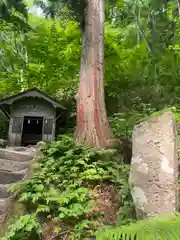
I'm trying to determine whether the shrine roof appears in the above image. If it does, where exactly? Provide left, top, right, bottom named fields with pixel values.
left=0, top=88, right=66, bottom=110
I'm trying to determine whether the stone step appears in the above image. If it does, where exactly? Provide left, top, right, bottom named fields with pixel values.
left=0, top=198, right=25, bottom=224
left=0, top=148, right=34, bottom=162
left=0, top=198, right=11, bottom=213
left=0, top=214, right=6, bottom=223
left=0, top=159, right=30, bottom=172
left=0, top=171, right=24, bottom=184
left=0, top=198, right=12, bottom=222
left=0, top=185, right=11, bottom=198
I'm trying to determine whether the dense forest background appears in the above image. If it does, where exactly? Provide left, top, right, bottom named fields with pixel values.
left=1, top=0, right=180, bottom=140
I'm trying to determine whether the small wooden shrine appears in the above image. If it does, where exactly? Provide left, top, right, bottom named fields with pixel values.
left=0, top=88, right=66, bottom=146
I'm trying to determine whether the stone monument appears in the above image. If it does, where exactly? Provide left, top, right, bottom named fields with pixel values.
left=129, top=111, right=178, bottom=219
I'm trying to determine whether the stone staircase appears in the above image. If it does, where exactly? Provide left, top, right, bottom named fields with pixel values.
left=0, top=147, right=36, bottom=222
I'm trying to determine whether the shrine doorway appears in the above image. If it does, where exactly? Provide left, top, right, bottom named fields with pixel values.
left=21, top=116, right=43, bottom=146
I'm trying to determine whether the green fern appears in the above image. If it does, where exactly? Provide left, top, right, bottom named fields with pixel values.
left=6, top=135, right=134, bottom=239
left=96, top=212, right=180, bottom=240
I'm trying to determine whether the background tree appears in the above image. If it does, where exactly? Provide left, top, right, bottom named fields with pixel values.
left=36, top=0, right=116, bottom=148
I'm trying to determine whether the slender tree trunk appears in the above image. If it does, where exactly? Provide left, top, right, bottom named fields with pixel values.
left=75, top=0, right=115, bottom=148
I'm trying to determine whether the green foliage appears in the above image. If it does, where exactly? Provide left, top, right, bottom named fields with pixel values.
left=2, top=214, right=41, bottom=240
left=109, top=103, right=156, bottom=137
left=109, top=106, right=180, bottom=138
left=0, top=0, right=29, bottom=30
left=5, top=135, right=134, bottom=239
left=0, top=18, right=80, bottom=98
left=96, top=213, right=180, bottom=240
left=1, top=10, right=179, bottom=124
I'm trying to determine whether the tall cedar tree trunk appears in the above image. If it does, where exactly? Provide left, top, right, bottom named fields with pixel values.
left=75, top=0, right=115, bottom=148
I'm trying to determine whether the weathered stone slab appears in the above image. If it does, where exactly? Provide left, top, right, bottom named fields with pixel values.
left=0, top=185, right=11, bottom=198
left=0, top=147, right=36, bottom=227
left=0, top=171, right=24, bottom=184
left=129, top=111, right=178, bottom=219
left=0, top=198, right=12, bottom=223
left=0, top=148, right=34, bottom=162
left=0, top=159, right=30, bottom=172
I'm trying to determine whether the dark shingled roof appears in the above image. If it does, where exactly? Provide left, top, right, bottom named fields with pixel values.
left=0, top=88, right=66, bottom=110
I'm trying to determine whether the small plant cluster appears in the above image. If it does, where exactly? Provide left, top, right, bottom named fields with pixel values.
left=109, top=103, right=156, bottom=138
left=110, top=106, right=180, bottom=138
left=3, top=135, right=134, bottom=240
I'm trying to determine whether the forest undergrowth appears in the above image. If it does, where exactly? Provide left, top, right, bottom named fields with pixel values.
left=2, top=135, right=135, bottom=240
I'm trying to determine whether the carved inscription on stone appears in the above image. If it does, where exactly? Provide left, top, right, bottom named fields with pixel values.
left=129, top=112, right=178, bottom=219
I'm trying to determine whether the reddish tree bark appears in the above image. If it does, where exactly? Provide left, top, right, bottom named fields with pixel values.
left=75, top=0, right=115, bottom=148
